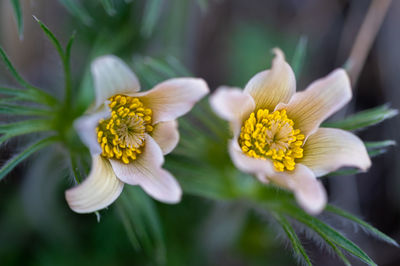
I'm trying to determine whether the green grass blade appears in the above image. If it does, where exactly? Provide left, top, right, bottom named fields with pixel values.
left=33, top=16, right=65, bottom=62
left=33, top=17, right=74, bottom=105
left=65, top=31, right=76, bottom=65
left=0, top=87, right=30, bottom=98
left=0, top=48, right=57, bottom=106
left=144, top=57, right=178, bottom=78
left=166, top=56, right=191, bottom=76
left=58, top=0, right=93, bottom=26
left=0, top=47, right=33, bottom=89
left=10, top=0, right=23, bottom=39
left=322, top=104, right=398, bottom=131
left=326, top=205, right=399, bottom=247
left=273, top=212, right=312, bottom=265
left=291, top=36, right=308, bottom=78
left=365, top=140, right=396, bottom=149
left=101, top=0, right=116, bottom=16
left=141, top=0, right=162, bottom=37
left=0, top=119, right=52, bottom=134
left=0, top=136, right=57, bottom=181
left=0, top=104, right=50, bottom=116
left=115, top=201, right=141, bottom=250
left=282, top=204, right=377, bottom=266
left=117, top=187, right=166, bottom=263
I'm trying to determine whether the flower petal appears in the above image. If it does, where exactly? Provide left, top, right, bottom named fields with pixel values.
left=74, top=110, right=110, bottom=155
left=152, top=120, right=179, bottom=155
left=65, top=155, right=124, bottom=213
left=210, top=86, right=255, bottom=135
left=228, top=139, right=276, bottom=178
left=276, top=69, right=352, bottom=138
left=92, top=55, right=140, bottom=108
left=136, top=78, right=209, bottom=123
left=110, top=134, right=181, bottom=203
left=298, top=128, right=371, bottom=177
left=268, top=164, right=327, bottom=215
left=244, top=48, right=296, bottom=111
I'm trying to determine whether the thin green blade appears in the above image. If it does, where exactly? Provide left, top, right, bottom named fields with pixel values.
left=0, top=136, right=57, bottom=181
left=10, top=0, right=23, bottom=39
left=326, top=205, right=399, bottom=247
left=323, top=104, right=398, bottom=131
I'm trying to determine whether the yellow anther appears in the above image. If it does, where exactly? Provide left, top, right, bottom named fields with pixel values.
left=110, top=101, right=117, bottom=108
left=97, top=94, right=154, bottom=164
left=120, top=96, right=127, bottom=105
left=239, top=109, right=304, bottom=172
left=122, top=155, right=129, bottom=164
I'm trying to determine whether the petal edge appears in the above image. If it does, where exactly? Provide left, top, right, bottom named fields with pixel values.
left=65, top=155, right=124, bottom=213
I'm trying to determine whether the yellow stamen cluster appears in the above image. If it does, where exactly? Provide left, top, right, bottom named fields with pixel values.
left=239, top=109, right=304, bottom=172
left=96, top=94, right=153, bottom=164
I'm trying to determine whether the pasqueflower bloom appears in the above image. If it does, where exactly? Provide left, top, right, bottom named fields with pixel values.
left=66, top=55, right=209, bottom=213
left=210, top=49, right=371, bottom=214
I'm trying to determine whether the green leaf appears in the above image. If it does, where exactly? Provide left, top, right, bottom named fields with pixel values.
left=116, top=187, right=166, bottom=263
left=101, top=0, right=116, bottom=16
left=10, top=0, right=24, bottom=39
left=0, top=104, right=50, bottom=116
left=33, top=16, right=65, bottom=63
left=0, top=48, right=57, bottom=106
left=143, top=57, right=178, bottom=79
left=326, top=205, right=399, bottom=247
left=272, top=212, right=312, bottom=265
left=0, top=136, right=57, bottom=181
left=365, top=140, right=396, bottom=149
left=0, top=119, right=52, bottom=134
left=166, top=56, right=191, bottom=76
left=291, top=36, right=308, bottom=78
left=33, top=17, right=74, bottom=105
left=58, top=0, right=93, bottom=26
left=65, top=31, right=76, bottom=65
left=282, top=204, right=377, bottom=266
left=115, top=202, right=141, bottom=250
left=322, top=104, right=398, bottom=131
left=326, top=168, right=360, bottom=177
left=141, top=0, right=163, bottom=37
left=0, top=119, right=52, bottom=147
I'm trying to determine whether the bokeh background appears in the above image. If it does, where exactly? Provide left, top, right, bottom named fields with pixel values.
left=0, top=0, right=399, bottom=265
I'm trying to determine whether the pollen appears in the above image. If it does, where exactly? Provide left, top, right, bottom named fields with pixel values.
left=96, top=94, right=153, bottom=164
left=238, top=109, right=304, bottom=172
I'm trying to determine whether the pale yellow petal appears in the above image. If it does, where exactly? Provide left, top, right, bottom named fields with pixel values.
left=91, top=55, right=140, bottom=108
left=136, top=78, right=209, bottom=123
left=152, top=120, right=179, bottom=155
left=244, top=48, right=296, bottom=111
left=65, top=155, right=124, bottom=213
left=209, top=87, right=255, bottom=136
left=276, top=69, right=351, bottom=138
left=299, top=128, right=371, bottom=177
left=268, top=164, right=327, bottom=215
left=74, top=110, right=109, bottom=155
left=110, top=134, right=181, bottom=203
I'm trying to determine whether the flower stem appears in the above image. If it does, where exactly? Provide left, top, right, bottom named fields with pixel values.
left=345, top=0, right=392, bottom=86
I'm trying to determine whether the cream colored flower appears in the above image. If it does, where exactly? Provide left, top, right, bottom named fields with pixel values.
left=210, top=49, right=371, bottom=214
left=66, top=55, right=209, bottom=213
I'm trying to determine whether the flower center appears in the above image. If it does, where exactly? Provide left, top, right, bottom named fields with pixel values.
left=96, top=94, right=153, bottom=164
left=238, top=109, right=304, bottom=172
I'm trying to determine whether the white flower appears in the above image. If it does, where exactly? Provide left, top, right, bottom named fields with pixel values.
left=66, top=55, right=209, bottom=213
left=210, top=49, right=371, bottom=214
